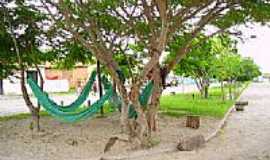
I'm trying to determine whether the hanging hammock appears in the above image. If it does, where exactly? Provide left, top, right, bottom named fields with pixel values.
left=28, top=71, right=154, bottom=122
left=31, top=71, right=97, bottom=112
left=27, top=76, right=113, bottom=123
left=128, top=81, right=154, bottom=119
left=101, top=76, right=154, bottom=119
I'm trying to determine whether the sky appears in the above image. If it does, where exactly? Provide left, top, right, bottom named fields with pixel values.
left=237, top=24, right=270, bottom=73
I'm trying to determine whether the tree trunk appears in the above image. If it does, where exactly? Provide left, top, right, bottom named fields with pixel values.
left=20, top=68, right=40, bottom=131
left=228, top=79, right=233, bottom=100
left=203, top=85, right=209, bottom=99
left=35, top=65, right=44, bottom=131
left=147, top=66, right=162, bottom=133
left=220, top=81, right=225, bottom=102
left=196, top=78, right=209, bottom=99
left=112, top=79, right=117, bottom=92
left=127, top=84, right=147, bottom=146
left=203, top=78, right=210, bottom=99
left=117, top=85, right=129, bottom=133
left=97, top=60, right=104, bottom=116
left=9, top=20, right=40, bottom=131
left=195, top=79, right=204, bottom=97
left=233, top=81, right=238, bottom=99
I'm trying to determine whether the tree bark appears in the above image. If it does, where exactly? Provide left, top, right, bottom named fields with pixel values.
left=220, top=81, right=225, bottom=102
left=127, top=84, right=149, bottom=146
left=203, top=85, right=209, bottom=99
left=203, top=78, right=210, bottom=99
left=9, top=20, right=40, bottom=131
left=195, top=78, right=209, bottom=99
left=20, top=68, right=40, bottom=131
left=228, top=79, right=233, bottom=100
left=34, top=65, right=44, bottom=131
left=97, top=60, right=104, bottom=116
left=195, top=79, right=204, bottom=96
left=112, top=79, right=117, bottom=93
left=147, top=65, right=162, bottom=133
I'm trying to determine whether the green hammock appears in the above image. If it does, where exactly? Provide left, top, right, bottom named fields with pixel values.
left=27, top=76, right=113, bottom=123
left=28, top=71, right=153, bottom=122
left=36, top=71, right=96, bottom=112
left=128, top=81, right=154, bottom=119
left=101, top=76, right=154, bottom=119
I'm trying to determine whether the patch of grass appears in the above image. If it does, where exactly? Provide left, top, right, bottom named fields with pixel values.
left=160, top=93, right=234, bottom=118
left=0, top=111, right=50, bottom=122
left=160, top=83, right=248, bottom=118
left=50, top=88, right=76, bottom=96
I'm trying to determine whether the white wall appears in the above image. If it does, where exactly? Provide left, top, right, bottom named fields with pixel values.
left=44, top=80, right=69, bottom=93
left=2, top=68, right=70, bottom=95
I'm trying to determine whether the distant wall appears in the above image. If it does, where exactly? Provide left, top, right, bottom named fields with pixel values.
left=44, top=80, right=69, bottom=93
left=2, top=67, right=70, bottom=95
left=3, top=79, right=69, bottom=95
left=45, top=66, right=89, bottom=88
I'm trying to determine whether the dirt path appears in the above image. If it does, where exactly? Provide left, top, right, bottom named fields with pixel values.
left=139, top=83, right=270, bottom=160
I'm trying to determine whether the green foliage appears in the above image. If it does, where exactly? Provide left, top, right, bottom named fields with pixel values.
left=237, top=57, right=261, bottom=81
left=52, top=42, right=94, bottom=69
left=169, top=35, right=218, bottom=80
left=0, top=0, right=50, bottom=77
left=213, top=35, right=261, bottom=82
left=35, top=0, right=270, bottom=85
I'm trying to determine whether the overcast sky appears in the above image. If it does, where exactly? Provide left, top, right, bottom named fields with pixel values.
left=237, top=24, right=270, bottom=73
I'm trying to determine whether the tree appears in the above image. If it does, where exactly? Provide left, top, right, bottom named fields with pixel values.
left=237, top=57, right=261, bottom=82
left=212, top=35, right=239, bottom=100
left=0, top=23, right=17, bottom=79
left=217, top=52, right=242, bottom=99
left=168, top=35, right=219, bottom=99
left=37, top=0, right=270, bottom=147
left=0, top=0, right=50, bottom=131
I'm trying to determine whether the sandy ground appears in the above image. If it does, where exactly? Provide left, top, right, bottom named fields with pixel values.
left=136, top=82, right=270, bottom=160
left=3, top=83, right=268, bottom=160
left=0, top=112, right=219, bottom=160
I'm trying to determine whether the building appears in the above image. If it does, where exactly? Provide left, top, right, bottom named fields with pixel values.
left=45, top=65, right=90, bottom=89
left=0, top=64, right=94, bottom=95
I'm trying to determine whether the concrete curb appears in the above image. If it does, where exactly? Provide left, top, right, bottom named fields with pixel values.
left=205, top=84, right=249, bottom=142
left=205, top=104, right=235, bottom=142
left=205, top=82, right=249, bottom=142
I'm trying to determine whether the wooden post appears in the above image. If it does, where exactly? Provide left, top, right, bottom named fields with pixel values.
left=235, top=101, right=248, bottom=111
left=0, top=63, right=3, bottom=95
left=186, top=115, right=200, bottom=129
left=97, top=60, right=104, bottom=115
left=0, top=78, right=3, bottom=95
left=87, top=100, right=91, bottom=107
